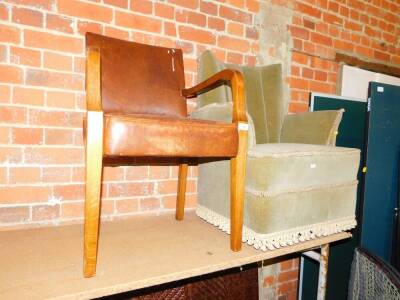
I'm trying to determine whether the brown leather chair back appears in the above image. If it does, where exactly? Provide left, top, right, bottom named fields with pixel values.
left=86, top=33, right=187, bottom=118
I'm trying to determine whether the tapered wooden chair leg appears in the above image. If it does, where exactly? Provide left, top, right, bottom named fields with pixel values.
left=230, top=130, right=248, bottom=251
left=176, top=163, right=188, bottom=221
left=83, top=111, right=104, bottom=278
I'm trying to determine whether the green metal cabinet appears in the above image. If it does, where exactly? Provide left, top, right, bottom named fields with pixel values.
left=301, top=94, right=367, bottom=300
left=303, top=84, right=400, bottom=298
left=360, top=82, right=400, bottom=263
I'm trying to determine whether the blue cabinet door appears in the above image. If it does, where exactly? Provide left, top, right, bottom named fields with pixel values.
left=305, top=94, right=367, bottom=300
left=361, top=82, right=400, bottom=262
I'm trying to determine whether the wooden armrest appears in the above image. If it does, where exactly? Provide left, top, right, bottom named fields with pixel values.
left=86, top=47, right=102, bottom=112
left=182, top=69, right=247, bottom=123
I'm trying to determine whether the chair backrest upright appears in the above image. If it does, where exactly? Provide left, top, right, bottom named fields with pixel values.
left=198, top=50, right=284, bottom=144
left=86, top=33, right=187, bottom=118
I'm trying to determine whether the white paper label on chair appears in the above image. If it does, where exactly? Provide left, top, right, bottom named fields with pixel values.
left=238, top=122, right=249, bottom=131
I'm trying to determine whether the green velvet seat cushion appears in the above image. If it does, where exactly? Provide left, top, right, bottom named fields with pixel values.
left=244, top=182, right=357, bottom=235
left=247, top=143, right=360, bottom=194
left=197, top=181, right=357, bottom=250
left=196, top=143, right=359, bottom=251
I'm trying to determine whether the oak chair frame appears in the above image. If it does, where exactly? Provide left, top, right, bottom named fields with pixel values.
left=84, top=47, right=248, bottom=277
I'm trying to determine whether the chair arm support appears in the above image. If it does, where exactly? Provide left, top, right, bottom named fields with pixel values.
left=86, top=47, right=102, bottom=112
left=182, top=69, right=247, bottom=123
left=280, top=110, right=344, bottom=146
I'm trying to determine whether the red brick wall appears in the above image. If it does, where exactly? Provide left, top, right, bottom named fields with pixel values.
left=261, top=258, right=299, bottom=300
left=0, top=0, right=398, bottom=299
left=285, top=0, right=399, bottom=113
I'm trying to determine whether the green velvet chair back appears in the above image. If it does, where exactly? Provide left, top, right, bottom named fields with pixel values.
left=198, top=51, right=285, bottom=143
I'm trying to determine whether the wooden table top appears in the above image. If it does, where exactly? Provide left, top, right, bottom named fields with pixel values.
left=0, top=212, right=351, bottom=300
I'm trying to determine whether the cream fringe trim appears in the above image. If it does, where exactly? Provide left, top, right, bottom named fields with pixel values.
left=196, top=204, right=357, bottom=251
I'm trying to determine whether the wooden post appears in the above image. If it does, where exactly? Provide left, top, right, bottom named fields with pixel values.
left=83, top=111, right=104, bottom=278
left=230, top=127, right=248, bottom=251
left=176, top=163, right=188, bottom=221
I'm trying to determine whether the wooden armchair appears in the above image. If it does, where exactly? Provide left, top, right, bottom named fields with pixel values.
left=83, top=33, right=248, bottom=277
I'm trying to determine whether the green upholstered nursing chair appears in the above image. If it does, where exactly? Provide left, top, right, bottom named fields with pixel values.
left=191, top=51, right=360, bottom=250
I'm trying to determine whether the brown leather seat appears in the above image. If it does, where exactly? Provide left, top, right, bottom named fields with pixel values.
left=103, top=114, right=238, bottom=157
left=83, top=33, right=248, bottom=278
